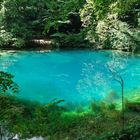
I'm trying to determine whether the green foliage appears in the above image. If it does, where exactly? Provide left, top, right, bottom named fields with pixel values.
left=0, top=27, right=13, bottom=47
left=1, top=93, right=140, bottom=139
left=0, top=71, right=19, bottom=94
left=0, top=0, right=86, bottom=48
left=100, top=119, right=140, bottom=140
left=80, top=0, right=140, bottom=51
left=0, top=0, right=48, bottom=48
left=0, top=94, right=65, bottom=138
left=0, top=0, right=140, bottom=50
left=44, top=0, right=85, bottom=34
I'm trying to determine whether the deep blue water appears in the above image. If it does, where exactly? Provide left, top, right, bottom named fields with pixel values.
left=0, top=50, right=140, bottom=106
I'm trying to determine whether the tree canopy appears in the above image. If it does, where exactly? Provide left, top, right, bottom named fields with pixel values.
left=0, top=0, right=140, bottom=50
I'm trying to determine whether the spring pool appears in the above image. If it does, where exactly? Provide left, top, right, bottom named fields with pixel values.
left=0, top=50, right=140, bottom=107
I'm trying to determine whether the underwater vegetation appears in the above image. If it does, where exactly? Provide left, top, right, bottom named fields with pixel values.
left=0, top=93, right=140, bottom=140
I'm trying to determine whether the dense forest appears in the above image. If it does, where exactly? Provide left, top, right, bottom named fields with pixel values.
left=0, top=0, right=140, bottom=51
left=0, top=0, right=140, bottom=140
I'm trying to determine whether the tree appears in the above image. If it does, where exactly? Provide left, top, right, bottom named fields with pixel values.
left=79, top=0, right=140, bottom=51
left=44, top=0, right=85, bottom=34
left=106, top=51, right=129, bottom=129
left=0, top=0, right=48, bottom=47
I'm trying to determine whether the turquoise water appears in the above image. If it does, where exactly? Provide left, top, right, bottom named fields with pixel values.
left=0, top=50, right=140, bottom=106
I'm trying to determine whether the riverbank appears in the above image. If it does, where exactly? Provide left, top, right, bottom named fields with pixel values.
left=0, top=45, right=139, bottom=55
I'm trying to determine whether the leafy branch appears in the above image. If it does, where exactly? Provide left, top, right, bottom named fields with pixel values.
left=0, top=71, right=19, bottom=94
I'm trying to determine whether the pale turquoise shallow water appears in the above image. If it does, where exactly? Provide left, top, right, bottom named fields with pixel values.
left=0, top=50, right=140, bottom=106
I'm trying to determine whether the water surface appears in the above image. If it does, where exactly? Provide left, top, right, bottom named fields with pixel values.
left=0, top=50, right=140, bottom=107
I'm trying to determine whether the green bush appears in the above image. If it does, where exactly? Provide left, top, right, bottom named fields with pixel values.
left=0, top=28, right=13, bottom=47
